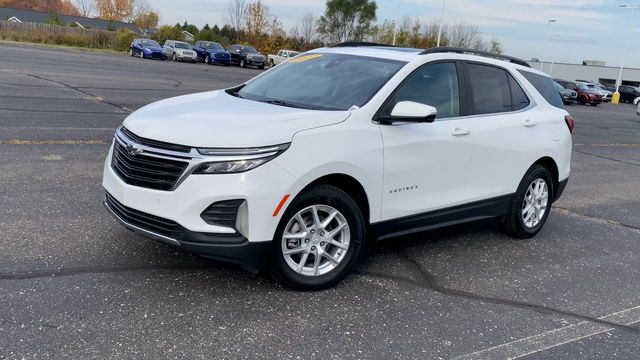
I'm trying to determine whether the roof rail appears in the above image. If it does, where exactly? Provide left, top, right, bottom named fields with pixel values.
left=329, top=41, right=397, bottom=48
left=420, top=47, right=531, bottom=68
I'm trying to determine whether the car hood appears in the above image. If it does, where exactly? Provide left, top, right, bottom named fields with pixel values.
left=143, top=46, right=163, bottom=52
left=207, top=49, right=229, bottom=55
left=122, top=90, right=350, bottom=148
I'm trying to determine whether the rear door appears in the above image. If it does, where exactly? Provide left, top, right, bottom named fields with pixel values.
left=379, top=61, right=475, bottom=220
left=462, top=63, right=548, bottom=201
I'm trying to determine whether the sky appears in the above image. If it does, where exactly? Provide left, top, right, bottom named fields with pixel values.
left=151, top=0, right=640, bottom=68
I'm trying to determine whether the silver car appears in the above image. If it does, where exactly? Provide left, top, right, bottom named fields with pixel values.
left=163, top=40, right=198, bottom=62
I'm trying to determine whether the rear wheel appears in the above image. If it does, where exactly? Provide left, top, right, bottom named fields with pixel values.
left=501, top=165, right=553, bottom=239
left=270, top=185, right=366, bottom=290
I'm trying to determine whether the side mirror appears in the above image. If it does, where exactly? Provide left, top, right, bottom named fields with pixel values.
left=380, top=101, right=437, bottom=124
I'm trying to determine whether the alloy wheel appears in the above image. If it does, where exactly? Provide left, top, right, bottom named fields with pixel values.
left=281, top=205, right=350, bottom=277
left=522, top=178, right=549, bottom=228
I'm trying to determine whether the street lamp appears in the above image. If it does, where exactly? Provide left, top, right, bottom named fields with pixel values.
left=540, top=19, right=557, bottom=72
left=613, top=3, right=639, bottom=104
left=436, top=0, right=447, bottom=47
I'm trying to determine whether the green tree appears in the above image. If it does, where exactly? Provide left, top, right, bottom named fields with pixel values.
left=317, top=0, right=377, bottom=43
left=152, top=25, right=184, bottom=45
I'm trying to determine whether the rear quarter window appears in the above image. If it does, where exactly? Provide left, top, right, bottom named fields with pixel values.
left=519, top=70, right=565, bottom=109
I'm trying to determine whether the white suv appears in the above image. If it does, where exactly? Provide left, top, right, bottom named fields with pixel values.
left=103, top=44, right=573, bottom=290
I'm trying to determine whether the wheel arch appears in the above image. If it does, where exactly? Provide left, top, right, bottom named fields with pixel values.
left=532, top=156, right=559, bottom=197
left=294, top=173, right=371, bottom=226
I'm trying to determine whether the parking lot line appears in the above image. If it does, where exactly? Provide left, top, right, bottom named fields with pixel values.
left=453, top=305, right=640, bottom=360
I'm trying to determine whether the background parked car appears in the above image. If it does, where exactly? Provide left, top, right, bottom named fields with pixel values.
left=599, top=83, right=617, bottom=93
left=267, top=50, right=300, bottom=67
left=130, top=39, right=166, bottom=60
left=553, top=81, right=577, bottom=105
left=193, top=41, right=231, bottom=65
left=576, top=81, right=612, bottom=102
left=618, top=85, right=640, bottom=103
left=227, top=45, right=265, bottom=69
left=574, top=83, right=604, bottom=106
left=163, top=40, right=198, bottom=62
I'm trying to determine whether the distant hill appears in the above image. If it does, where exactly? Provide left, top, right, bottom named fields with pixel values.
left=0, top=0, right=79, bottom=15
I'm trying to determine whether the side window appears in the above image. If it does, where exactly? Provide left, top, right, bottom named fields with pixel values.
left=466, top=63, right=512, bottom=115
left=518, top=70, right=565, bottom=109
left=509, top=75, right=530, bottom=111
left=381, top=62, right=460, bottom=119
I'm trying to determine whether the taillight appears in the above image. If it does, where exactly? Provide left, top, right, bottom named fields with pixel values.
left=565, top=115, right=575, bottom=133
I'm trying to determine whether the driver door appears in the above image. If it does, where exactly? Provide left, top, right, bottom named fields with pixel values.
left=380, top=62, right=474, bottom=221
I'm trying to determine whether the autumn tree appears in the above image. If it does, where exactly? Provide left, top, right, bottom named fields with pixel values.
left=73, top=0, right=94, bottom=17
left=299, top=12, right=316, bottom=45
left=0, top=0, right=79, bottom=15
left=134, top=10, right=158, bottom=29
left=317, top=0, right=377, bottom=43
left=225, top=0, right=248, bottom=41
left=95, top=0, right=134, bottom=22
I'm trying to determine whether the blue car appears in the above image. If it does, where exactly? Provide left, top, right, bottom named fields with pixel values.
left=193, top=41, right=231, bottom=65
left=130, top=39, right=166, bottom=60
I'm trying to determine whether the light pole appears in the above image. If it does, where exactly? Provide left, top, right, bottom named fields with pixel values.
left=613, top=3, right=638, bottom=104
left=540, top=19, right=556, bottom=73
left=436, top=0, right=447, bottom=47
left=549, top=34, right=561, bottom=76
left=392, top=2, right=399, bottom=45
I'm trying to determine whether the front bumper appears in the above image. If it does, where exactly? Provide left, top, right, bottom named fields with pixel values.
left=177, top=53, right=197, bottom=61
left=103, top=193, right=270, bottom=271
left=102, top=140, right=304, bottom=268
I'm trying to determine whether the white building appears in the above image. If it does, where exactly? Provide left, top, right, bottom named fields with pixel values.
left=528, top=60, right=640, bottom=87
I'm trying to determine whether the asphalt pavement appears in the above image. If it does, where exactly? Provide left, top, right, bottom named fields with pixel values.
left=1, top=42, right=639, bottom=359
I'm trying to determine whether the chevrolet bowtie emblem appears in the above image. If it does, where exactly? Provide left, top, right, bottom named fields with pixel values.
left=125, top=143, right=144, bottom=156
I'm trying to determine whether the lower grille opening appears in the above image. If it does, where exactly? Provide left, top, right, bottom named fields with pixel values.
left=200, top=200, right=244, bottom=229
left=105, top=192, right=184, bottom=240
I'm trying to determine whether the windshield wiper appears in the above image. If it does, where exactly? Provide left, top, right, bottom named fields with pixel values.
left=258, top=99, right=311, bottom=109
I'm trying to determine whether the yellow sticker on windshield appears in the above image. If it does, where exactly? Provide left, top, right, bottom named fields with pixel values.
left=289, top=54, right=322, bottom=63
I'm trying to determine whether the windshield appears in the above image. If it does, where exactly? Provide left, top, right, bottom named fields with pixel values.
left=140, top=40, right=160, bottom=47
left=175, top=42, right=191, bottom=49
left=243, top=46, right=259, bottom=53
left=237, top=53, right=406, bottom=110
left=204, top=43, right=224, bottom=50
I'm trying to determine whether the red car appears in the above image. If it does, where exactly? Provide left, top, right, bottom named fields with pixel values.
left=574, top=83, right=603, bottom=106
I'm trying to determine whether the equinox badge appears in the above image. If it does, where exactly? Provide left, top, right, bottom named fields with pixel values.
left=125, top=143, right=144, bottom=156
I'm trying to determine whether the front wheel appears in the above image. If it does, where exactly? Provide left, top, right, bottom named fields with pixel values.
left=205, top=55, right=210, bottom=64
left=139, top=51, right=144, bottom=59
left=172, top=53, right=177, bottom=61
left=129, top=48, right=134, bottom=56
left=240, top=59, right=246, bottom=68
left=269, top=59, right=275, bottom=67
left=270, top=185, right=366, bottom=290
left=501, top=165, right=553, bottom=239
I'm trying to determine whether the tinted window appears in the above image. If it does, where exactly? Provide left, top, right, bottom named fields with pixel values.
left=237, top=53, right=406, bottom=111
left=466, top=63, right=512, bottom=114
left=520, top=70, right=565, bottom=109
left=381, top=62, right=460, bottom=119
left=509, top=75, right=530, bottom=111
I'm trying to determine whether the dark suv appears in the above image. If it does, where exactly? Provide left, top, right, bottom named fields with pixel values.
left=227, top=45, right=266, bottom=69
left=618, top=85, right=639, bottom=103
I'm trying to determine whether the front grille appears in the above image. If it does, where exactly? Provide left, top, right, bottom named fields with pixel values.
left=111, top=140, right=188, bottom=191
left=121, top=127, right=191, bottom=153
left=215, top=53, right=229, bottom=59
left=106, top=192, right=183, bottom=239
left=200, top=200, right=243, bottom=228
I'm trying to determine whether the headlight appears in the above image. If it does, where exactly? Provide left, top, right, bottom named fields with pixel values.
left=193, top=143, right=290, bottom=174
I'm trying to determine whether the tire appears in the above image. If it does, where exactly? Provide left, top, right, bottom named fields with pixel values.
left=591, top=103, right=598, bottom=107
left=269, top=59, right=275, bottom=67
left=270, top=185, right=366, bottom=290
left=205, top=55, right=210, bottom=64
left=240, top=59, right=246, bottom=68
left=577, top=96, right=586, bottom=105
left=172, top=53, right=177, bottom=61
left=140, top=51, right=144, bottom=59
left=501, top=165, right=554, bottom=239
left=129, top=48, right=134, bottom=56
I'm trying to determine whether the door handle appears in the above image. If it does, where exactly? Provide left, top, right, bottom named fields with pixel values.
left=523, top=119, right=538, bottom=127
left=451, top=127, right=471, bottom=136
